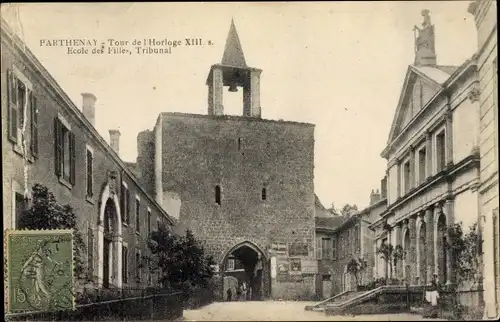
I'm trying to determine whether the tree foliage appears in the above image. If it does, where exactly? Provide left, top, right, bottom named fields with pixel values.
left=447, top=221, right=482, bottom=287
left=147, top=227, right=215, bottom=292
left=19, top=184, right=86, bottom=282
left=340, top=204, right=358, bottom=217
left=377, top=242, right=394, bottom=282
left=347, top=257, right=368, bottom=287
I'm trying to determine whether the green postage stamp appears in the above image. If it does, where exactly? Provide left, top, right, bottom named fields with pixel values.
left=5, top=229, right=75, bottom=313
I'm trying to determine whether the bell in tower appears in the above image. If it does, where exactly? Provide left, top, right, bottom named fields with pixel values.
left=206, top=19, right=262, bottom=118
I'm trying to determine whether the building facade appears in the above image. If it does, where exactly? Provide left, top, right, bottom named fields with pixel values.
left=314, top=197, right=344, bottom=299
left=136, top=20, right=317, bottom=300
left=468, top=0, right=499, bottom=319
left=1, top=19, right=174, bottom=290
left=330, top=183, right=387, bottom=296
left=371, top=10, right=481, bottom=293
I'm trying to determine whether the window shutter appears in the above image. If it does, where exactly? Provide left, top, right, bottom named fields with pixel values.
left=7, top=69, right=18, bottom=143
left=126, top=189, right=130, bottom=224
left=54, top=118, right=62, bottom=176
left=86, top=150, right=93, bottom=197
left=69, top=132, right=76, bottom=185
left=316, top=237, right=322, bottom=260
left=30, top=93, right=38, bottom=157
left=120, top=186, right=125, bottom=223
left=332, top=238, right=337, bottom=260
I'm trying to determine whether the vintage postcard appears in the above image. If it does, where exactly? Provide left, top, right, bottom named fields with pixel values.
left=1, top=1, right=498, bottom=321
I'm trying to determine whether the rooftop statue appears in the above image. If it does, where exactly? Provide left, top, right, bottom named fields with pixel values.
left=413, top=9, right=434, bottom=53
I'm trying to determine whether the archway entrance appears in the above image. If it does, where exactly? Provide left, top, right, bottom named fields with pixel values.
left=222, top=242, right=268, bottom=301
left=418, top=221, right=427, bottom=285
left=102, top=199, right=118, bottom=288
left=437, top=213, right=448, bottom=284
left=403, top=229, right=410, bottom=282
left=97, top=180, right=123, bottom=288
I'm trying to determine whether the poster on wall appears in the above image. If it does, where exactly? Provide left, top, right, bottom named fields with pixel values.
left=288, top=241, right=308, bottom=256
left=289, top=258, right=302, bottom=275
left=270, top=256, right=277, bottom=279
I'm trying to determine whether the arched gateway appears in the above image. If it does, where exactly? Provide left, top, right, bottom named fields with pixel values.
left=221, top=241, right=270, bottom=301
left=97, top=171, right=123, bottom=288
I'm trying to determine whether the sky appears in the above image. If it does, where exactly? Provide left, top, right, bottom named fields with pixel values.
left=2, top=2, right=478, bottom=210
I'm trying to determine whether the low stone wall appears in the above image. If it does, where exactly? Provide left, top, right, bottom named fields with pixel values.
left=5, top=291, right=185, bottom=321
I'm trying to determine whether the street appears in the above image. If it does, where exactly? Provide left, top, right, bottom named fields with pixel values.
left=182, top=301, right=447, bottom=321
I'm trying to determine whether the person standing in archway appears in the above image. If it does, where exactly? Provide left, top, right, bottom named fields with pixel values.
left=226, top=287, right=232, bottom=302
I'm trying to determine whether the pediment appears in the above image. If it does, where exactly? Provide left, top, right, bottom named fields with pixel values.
left=386, top=66, right=444, bottom=144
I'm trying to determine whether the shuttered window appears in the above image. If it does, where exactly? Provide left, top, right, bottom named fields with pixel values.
left=30, top=94, right=38, bottom=157
left=135, top=198, right=140, bottom=233
left=120, top=184, right=127, bottom=224
left=332, top=237, right=337, bottom=260
left=86, top=149, right=93, bottom=197
left=7, top=69, right=18, bottom=143
left=316, top=237, right=322, bottom=260
left=322, top=238, right=333, bottom=260
left=54, top=116, right=76, bottom=185
left=147, top=209, right=151, bottom=235
left=122, top=246, right=128, bottom=284
left=126, top=189, right=130, bottom=224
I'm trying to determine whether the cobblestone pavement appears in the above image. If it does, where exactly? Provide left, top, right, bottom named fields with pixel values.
left=182, top=301, right=447, bottom=321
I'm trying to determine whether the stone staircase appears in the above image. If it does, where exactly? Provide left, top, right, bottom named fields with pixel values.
left=325, top=285, right=422, bottom=316
left=304, top=290, right=366, bottom=312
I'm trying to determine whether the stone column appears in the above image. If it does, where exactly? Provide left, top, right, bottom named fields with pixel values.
left=250, top=70, right=261, bottom=118
left=426, top=130, right=433, bottom=178
left=212, top=67, right=224, bottom=116
left=425, top=206, right=435, bottom=285
left=444, top=198, right=455, bottom=286
left=113, top=235, right=123, bottom=288
left=402, top=219, right=409, bottom=281
left=433, top=203, right=441, bottom=277
left=409, top=216, right=417, bottom=285
left=97, top=225, right=104, bottom=287
left=445, top=107, right=453, bottom=166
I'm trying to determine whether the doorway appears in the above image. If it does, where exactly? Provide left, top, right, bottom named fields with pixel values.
left=222, top=242, right=269, bottom=301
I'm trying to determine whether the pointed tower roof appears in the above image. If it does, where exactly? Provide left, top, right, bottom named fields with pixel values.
left=221, top=19, right=247, bottom=68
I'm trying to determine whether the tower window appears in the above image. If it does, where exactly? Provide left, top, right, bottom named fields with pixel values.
left=238, top=138, right=241, bottom=151
left=261, top=187, right=267, bottom=201
left=215, top=185, right=221, bottom=205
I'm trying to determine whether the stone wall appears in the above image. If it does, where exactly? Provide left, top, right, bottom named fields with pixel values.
left=156, top=112, right=316, bottom=299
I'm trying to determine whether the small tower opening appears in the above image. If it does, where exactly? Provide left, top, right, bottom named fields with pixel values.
left=261, top=186, right=267, bottom=201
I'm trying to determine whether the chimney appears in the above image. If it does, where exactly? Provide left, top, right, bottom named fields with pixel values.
left=370, top=189, right=381, bottom=205
left=82, top=93, right=97, bottom=126
left=381, top=176, right=388, bottom=199
left=414, top=9, right=437, bottom=66
left=109, top=129, right=121, bottom=156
